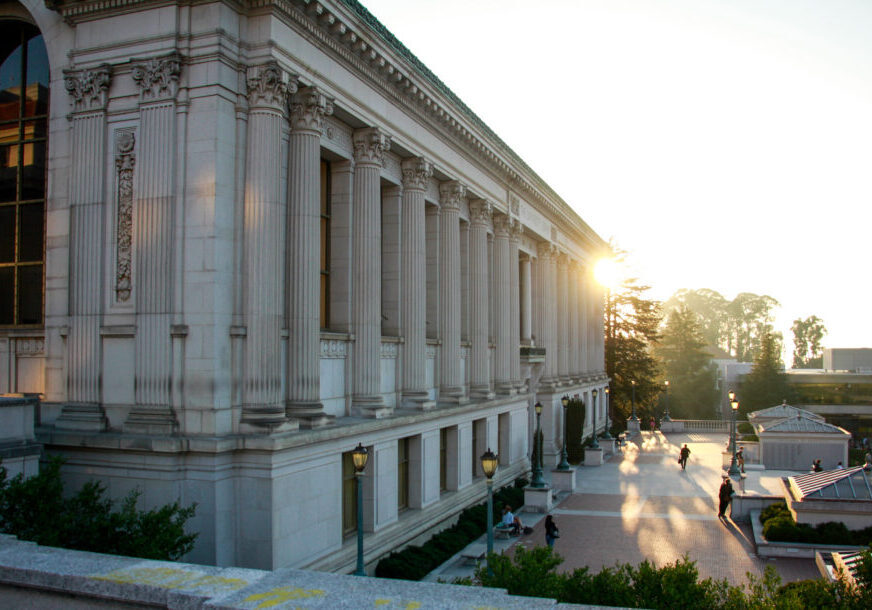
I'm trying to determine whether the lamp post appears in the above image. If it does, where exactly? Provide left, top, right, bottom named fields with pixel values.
left=531, top=402, right=545, bottom=488
left=630, top=380, right=638, bottom=421
left=589, top=389, right=600, bottom=449
left=662, top=380, right=672, bottom=422
left=351, top=443, right=369, bottom=576
left=603, top=387, right=612, bottom=439
left=481, top=449, right=499, bottom=574
left=728, top=392, right=740, bottom=476
left=557, top=396, right=571, bottom=470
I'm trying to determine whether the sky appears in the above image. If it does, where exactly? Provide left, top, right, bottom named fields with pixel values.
left=358, top=0, right=872, bottom=361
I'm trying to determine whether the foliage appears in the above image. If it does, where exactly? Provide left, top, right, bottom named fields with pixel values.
left=604, top=243, right=662, bottom=425
left=655, top=305, right=719, bottom=419
left=737, top=422, right=753, bottom=434
left=738, top=332, right=793, bottom=414
left=466, top=543, right=872, bottom=608
left=759, top=502, right=872, bottom=546
left=565, top=397, right=585, bottom=463
left=375, top=480, right=525, bottom=580
left=0, top=457, right=197, bottom=561
left=791, top=315, right=827, bottom=369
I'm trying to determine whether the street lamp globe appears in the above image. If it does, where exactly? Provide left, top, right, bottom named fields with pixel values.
left=351, top=443, right=369, bottom=473
left=480, top=449, right=499, bottom=479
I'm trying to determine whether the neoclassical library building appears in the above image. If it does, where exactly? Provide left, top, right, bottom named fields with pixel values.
left=0, top=0, right=607, bottom=572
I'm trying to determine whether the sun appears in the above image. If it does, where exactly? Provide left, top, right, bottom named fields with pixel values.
left=594, top=258, right=623, bottom=290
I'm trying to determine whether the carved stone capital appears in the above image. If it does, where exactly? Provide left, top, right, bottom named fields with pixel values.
left=64, top=64, right=112, bottom=112
left=401, top=156, right=433, bottom=191
left=246, top=62, right=297, bottom=112
left=508, top=218, right=524, bottom=240
left=537, top=241, right=558, bottom=260
left=353, top=127, right=391, bottom=166
left=468, top=198, right=492, bottom=226
left=132, top=53, right=181, bottom=101
left=493, top=213, right=511, bottom=236
left=289, top=86, right=333, bottom=134
left=439, top=181, right=466, bottom=211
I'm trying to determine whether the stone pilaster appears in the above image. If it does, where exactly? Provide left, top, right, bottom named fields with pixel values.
left=438, top=181, right=468, bottom=403
left=509, top=220, right=523, bottom=391
left=468, top=199, right=494, bottom=400
left=351, top=127, right=392, bottom=418
left=124, top=54, right=181, bottom=435
left=539, top=242, right=559, bottom=389
left=557, top=254, right=570, bottom=383
left=578, top=267, right=589, bottom=375
left=492, top=214, right=514, bottom=395
left=519, top=255, right=532, bottom=345
left=56, top=64, right=113, bottom=432
left=400, top=157, right=435, bottom=409
left=240, top=63, right=298, bottom=433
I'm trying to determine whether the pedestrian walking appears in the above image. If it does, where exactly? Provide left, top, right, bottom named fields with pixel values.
left=679, top=444, right=690, bottom=470
left=544, top=514, right=559, bottom=548
left=717, top=476, right=734, bottom=518
left=736, top=446, right=745, bottom=473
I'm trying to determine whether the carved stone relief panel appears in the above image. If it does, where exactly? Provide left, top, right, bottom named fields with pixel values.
left=114, top=130, right=136, bottom=303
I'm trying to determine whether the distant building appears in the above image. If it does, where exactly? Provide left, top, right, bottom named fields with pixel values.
left=823, top=348, right=872, bottom=373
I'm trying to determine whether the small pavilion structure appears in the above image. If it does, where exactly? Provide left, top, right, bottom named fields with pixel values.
left=751, top=407, right=850, bottom=471
left=785, top=466, right=872, bottom=528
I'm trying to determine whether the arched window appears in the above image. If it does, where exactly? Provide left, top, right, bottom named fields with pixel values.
left=0, top=21, right=48, bottom=326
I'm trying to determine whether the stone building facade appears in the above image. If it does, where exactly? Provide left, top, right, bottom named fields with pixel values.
left=0, top=0, right=607, bottom=572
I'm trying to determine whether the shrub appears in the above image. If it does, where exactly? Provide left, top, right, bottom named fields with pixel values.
left=760, top=503, right=872, bottom=547
left=759, top=501, right=789, bottom=524
left=737, top=422, right=753, bottom=434
left=0, top=457, right=197, bottom=561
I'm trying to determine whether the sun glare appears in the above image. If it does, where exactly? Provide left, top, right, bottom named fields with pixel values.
left=594, top=258, right=622, bottom=290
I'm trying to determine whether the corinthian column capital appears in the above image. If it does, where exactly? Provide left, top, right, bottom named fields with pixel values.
left=439, top=181, right=466, bottom=211
left=64, top=63, right=113, bottom=112
left=538, top=241, right=558, bottom=260
left=131, top=53, right=181, bottom=101
left=289, top=86, right=334, bottom=134
left=246, top=62, right=297, bottom=112
left=468, top=198, right=492, bottom=226
left=353, top=126, right=391, bottom=166
left=401, top=156, right=433, bottom=190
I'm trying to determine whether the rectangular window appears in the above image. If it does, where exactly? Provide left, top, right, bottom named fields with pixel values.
left=341, top=450, right=357, bottom=538
left=319, top=159, right=331, bottom=329
left=439, top=428, right=447, bottom=492
left=397, top=437, right=409, bottom=511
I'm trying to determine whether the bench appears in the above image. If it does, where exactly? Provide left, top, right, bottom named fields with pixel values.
left=494, top=524, right=515, bottom=539
left=459, top=543, right=487, bottom=565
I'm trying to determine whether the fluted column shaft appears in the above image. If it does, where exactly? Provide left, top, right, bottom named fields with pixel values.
left=493, top=216, right=513, bottom=394
left=509, top=222, right=522, bottom=390
left=568, top=260, right=580, bottom=379
left=579, top=269, right=589, bottom=374
left=285, top=87, right=334, bottom=426
left=351, top=127, right=392, bottom=417
left=557, top=255, right=570, bottom=381
left=438, top=181, right=466, bottom=401
left=520, top=256, right=532, bottom=345
left=539, top=243, right=558, bottom=384
left=241, top=64, right=295, bottom=430
left=400, top=157, right=433, bottom=406
left=468, top=200, right=493, bottom=398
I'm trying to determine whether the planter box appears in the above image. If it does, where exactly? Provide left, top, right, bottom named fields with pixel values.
left=584, top=448, right=604, bottom=466
left=750, top=510, right=865, bottom=559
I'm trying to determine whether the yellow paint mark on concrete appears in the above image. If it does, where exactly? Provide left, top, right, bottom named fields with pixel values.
left=371, top=602, right=422, bottom=609
left=243, top=586, right=326, bottom=608
left=92, top=567, right=247, bottom=593
left=374, top=600, right=391, bottom=606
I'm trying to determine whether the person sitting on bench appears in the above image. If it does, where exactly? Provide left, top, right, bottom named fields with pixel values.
left=501, top=505, right=523, bottom=535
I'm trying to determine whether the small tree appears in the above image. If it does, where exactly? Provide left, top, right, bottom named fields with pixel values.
left=739, top=332, right=793, bottom=414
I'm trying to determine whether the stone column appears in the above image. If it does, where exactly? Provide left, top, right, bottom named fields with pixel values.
left=492, top=214, right=514, bottom=395
left=539, top=242, right=559, bottom=389
left=578, top=267, right=589, bottom=375
left=351, top=127, right=392, bottom=418
left=285, top=86, right=334, bottom=428
left=595, top=281, right=605, bottom=373
left=124, top=54, right=182, bottom=434
left=509, top=221, right=523, bottom=391
left=240, top=63, right=297, bottom=432
left=56, top=65, right=112, bottom=432
left=568, top=260, right=580, bottom=381
left=438, top=181, right=468, bottom=403
left=400, top=157, right=434, bottom=409
left=468, top=199, right=494, bottom=400
left=519, top=255, right=532, bottom=345
left=557, top=254, right=570, bottom=383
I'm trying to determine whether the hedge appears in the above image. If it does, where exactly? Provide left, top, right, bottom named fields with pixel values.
left=375, top=478, right=526, bottom=580
left=760, top=501, right=872, bottom=546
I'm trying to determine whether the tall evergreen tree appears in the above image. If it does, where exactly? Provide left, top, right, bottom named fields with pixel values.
left=655, top=306, right=719, bottom=419
left=738, top=332, right=792, bottom=414
left=603, top=246, right=662, bottom=425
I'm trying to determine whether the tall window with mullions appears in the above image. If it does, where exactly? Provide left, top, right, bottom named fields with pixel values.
left=0, top=21, right=48, bottom=326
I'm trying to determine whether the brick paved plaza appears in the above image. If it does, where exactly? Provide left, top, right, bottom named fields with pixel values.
left=507, top=431, right=820, bottom=586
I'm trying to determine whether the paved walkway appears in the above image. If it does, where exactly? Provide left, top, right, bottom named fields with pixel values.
left=428, top=431, right=820, bottom=586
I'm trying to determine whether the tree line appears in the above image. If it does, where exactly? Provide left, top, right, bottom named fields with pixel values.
left=604, top=245, right=827, bottom=423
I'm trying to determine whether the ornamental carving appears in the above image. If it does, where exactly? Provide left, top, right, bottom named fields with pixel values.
left=352, top=127, right=391, bottom=166
left=115, top=130, right=135, bottom=302
left=509, top=193, right=520, bottom=216
left=380, top=341, right=399, bottom=359
left=468, top=199, right=492, bottom=225
left=15, top=338, right=44, bottom=355
left=246, top=63, right=297, bottom=111
left=551, top=226, right=559, bottom=243
left=132, top=54, right=181, bottom=101
left=320, top=339, right=349, bottom=359
left=289, top=86, right=334, bottom=133
left=537, top=241, right=558, bottom=260
left=401, top=157, right=433, bottom=190
left=508, top=218, right=524, bottom=240
left=438, top=181, right=466, bottom=211
left=64, top=64, right=112, bottom=112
